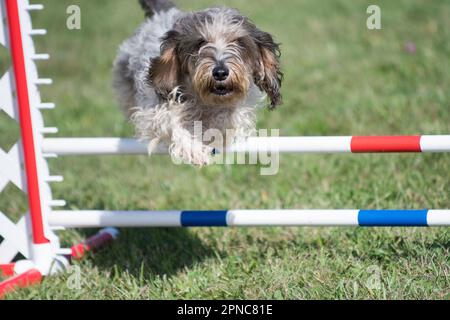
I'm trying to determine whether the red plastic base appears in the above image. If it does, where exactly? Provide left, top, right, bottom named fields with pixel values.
left=0, top=264, right=16, bottom=278
left=0, top=269, right=42, bottom=298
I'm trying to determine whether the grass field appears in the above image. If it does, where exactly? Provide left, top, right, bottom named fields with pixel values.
left=0, top=0, right=449, bottom=299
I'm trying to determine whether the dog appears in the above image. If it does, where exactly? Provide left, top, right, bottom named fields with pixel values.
left=113, top=0, right=283, bottom=165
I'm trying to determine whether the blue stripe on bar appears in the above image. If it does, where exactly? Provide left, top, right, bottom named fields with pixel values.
left=358, top=209, right=428, bottom=226
left=181, top=210, right=228, bottom=227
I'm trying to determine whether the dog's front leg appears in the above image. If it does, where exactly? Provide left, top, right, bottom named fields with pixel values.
left=131, top=104, right=213, bottom=165
left=169, top=125, right=213, bottom=166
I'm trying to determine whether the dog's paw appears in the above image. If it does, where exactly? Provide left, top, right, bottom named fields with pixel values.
left=169, top=141, right=213, bottom=167
left=194, top=144, right=215, bottom=167
left=146, top=138, right=161, bottom=155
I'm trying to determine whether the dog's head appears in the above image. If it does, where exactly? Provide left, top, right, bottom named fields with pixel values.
left=148, top=8, right=283, bottom=109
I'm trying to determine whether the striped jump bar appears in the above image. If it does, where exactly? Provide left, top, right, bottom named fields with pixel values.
left=41, top=135, right=450, bottom=155
left=233, top=135, right=450, bottom=153
left=48, top=209, right=450, bottom=227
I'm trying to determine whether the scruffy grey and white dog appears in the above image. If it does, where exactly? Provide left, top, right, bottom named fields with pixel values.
left=113, top=0, right=282, bottom=165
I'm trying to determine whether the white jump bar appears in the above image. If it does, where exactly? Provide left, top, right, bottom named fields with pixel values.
left=41, top=136, right=450, bottom=155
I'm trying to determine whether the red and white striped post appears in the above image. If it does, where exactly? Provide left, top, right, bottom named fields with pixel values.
left=0, top=1, right=120, bottom=298
left=4, top=0, right=50, bottom=278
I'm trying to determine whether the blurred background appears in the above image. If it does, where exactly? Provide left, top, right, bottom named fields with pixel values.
left=0, top=0, right=449, bottom=299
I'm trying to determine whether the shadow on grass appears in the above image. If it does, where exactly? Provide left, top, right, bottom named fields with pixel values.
left=76, top=227, right=218, bottom=278
left=329, top=228, right=450, bottom=263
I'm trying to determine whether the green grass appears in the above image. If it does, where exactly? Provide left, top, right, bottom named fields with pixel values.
left=0, top=0, right=449, bottom=299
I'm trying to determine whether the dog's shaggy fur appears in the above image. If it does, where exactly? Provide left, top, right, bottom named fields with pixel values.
left=113, top=0, right=282, bottom=165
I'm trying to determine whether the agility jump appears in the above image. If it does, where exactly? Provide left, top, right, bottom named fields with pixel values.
left=0, top=0, right=449, bottom=297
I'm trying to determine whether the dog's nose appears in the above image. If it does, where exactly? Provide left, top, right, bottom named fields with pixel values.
left=212, top=65, right=229, bottom=81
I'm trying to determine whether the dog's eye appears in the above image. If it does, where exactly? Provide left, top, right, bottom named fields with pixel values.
left=236, top=37, right=247, bottom=47
left=196, top=38, right=207, bottom=49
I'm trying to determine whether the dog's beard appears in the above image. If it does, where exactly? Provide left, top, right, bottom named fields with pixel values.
left=192, top=61, right=250, bottom=107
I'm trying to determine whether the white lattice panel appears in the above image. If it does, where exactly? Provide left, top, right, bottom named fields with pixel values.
left=0, top=0, right=18, bottom=120
left=0, top=0, right=7, bottom=47
left=0, top=214, right=31, bottom=263
left=0, top=0, right=60, bottom=265
left=0, top=143, right=26, bottom=193
left=0, top=72, right=18, bottom=120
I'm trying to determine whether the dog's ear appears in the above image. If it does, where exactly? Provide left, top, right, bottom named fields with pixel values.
left=148, top=30, right=180, bottom=98
left=249, top=27, right=283, bottom=109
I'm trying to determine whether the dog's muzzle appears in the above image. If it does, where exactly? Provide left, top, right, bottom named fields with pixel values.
left=210, top=82, right=233, bottom=96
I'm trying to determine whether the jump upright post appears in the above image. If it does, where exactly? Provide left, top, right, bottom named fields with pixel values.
left=0, top=0, right=449, bottom=297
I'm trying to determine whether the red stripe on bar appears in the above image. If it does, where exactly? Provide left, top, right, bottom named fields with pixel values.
left=351, top=136, right=422, bottom=153
left=0, top=269, right=42, bottom=298
left=6, top=0, right=48, bottom=244
left=0, top=264, right=15, bottom=278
